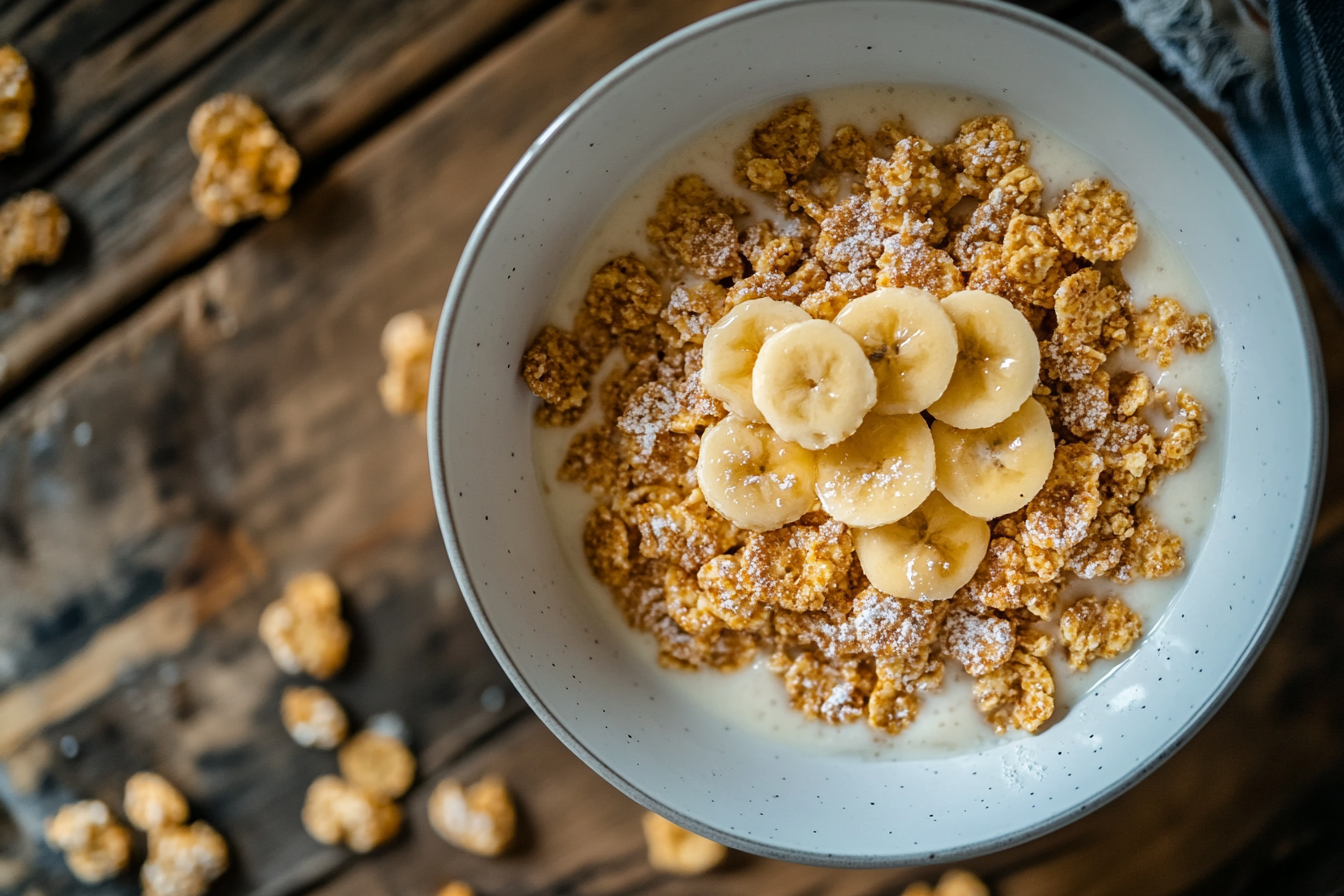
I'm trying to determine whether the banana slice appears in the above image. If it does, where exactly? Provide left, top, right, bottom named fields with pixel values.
left=933, top=397, right=1056, bottom=518
left=752, top=319, right=877, bottom=449
left=701, top=299, right=811, bottom=420
left=853, top=492, right=990, bottom=601
left=697, top=415, right=818, bottom=531
left=817, top=414, right=936, bottom=527
left=833, top=287, right=958, bottom=414
left=927, top=289, right=1040, bottom=429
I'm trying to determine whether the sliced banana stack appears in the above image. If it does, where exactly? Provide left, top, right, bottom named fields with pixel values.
left=697, top=415, right=818, bottom=531
left=816, top=414, right=935, bottom=527
left=752, top=319, right=877, bottom=450
left=701, top=299, right=811, bottom=420
left=833, top=287, right=958, bottom=415
left=933, top=397, right=1056, bottom=518
left=927, top=290, right=1040, bottom=429
left=853, top=492, right=990, bottom=601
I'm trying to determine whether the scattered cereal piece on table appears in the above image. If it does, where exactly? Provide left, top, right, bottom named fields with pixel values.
left=427, top=774, right=516, bottom=857
left=438, top=883, right=475, bottom=896
left=642, top=812, right=726, bottom=875
left=903, top=868, right=990, bottom=896
left=188, top=93, right=300, bottom=226
left=281, top=685, right=349, bottom=749
left=124, top=771, right=190, bottom=831
left=301, top=775, right=402, bottom=853
left=141, top=821, right=229, bottom=896
left=379, top=310, right=436, bottom=418
left=0, top=45, right=33, bottom=157
left=0, top=190, right=70, bottom=282
left=43, top=800, right=133, bottom=884
left=258, top=571, right=351, bottom=678
left=338, top=729, right=416, bottom=799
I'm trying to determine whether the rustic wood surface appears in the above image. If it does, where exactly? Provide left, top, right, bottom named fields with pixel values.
left=0, top=1, right=1340, bottom=895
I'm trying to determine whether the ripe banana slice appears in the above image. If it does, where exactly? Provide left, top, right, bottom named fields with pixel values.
left=933, top=397, right=1056, bottom=518
left=752, top=319, right=878, bottom=449
left=927, top=289, right=1040, bottom=429
left=853, top=492, right=990, bottom=601
left=697, top=415, right=818, bottom=531
left=833, top=287, right=958, bottom=414
left=817, top=414, right=936, bottom=527
left=701, top=299, right=811, bottom=420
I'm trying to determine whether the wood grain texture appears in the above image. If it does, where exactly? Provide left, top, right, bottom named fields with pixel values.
left=0, top=0, right=1339, bottom=894
left=0, top=0, right=552, bottom=398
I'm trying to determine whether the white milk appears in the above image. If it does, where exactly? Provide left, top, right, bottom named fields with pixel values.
left=532, top=84, right=1228, bottom=760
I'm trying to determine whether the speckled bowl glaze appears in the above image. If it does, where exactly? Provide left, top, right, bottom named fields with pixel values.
left=428, top=0, right=1323, bottom=866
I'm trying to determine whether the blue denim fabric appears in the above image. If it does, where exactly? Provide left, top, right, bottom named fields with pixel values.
left=1119, top=0, right=1344, bottom=303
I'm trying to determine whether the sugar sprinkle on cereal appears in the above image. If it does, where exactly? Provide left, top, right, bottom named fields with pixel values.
left=523, top=95, right=1217, bottom=739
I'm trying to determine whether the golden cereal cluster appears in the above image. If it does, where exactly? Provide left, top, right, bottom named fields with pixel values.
left=521, top=98, right=1217, bottom=737
left=641, top=813, right=727, bottom=875
left=259, top=571, right=351, bottom=678
left=378, top=310, right=436, bottom=418
left=125, top=773, right=229, bottom=896
left=43, top=800, right=133, bottom=884
left=0, top=45, right=33, bottom=157
left=188, top=93, right=300, bottom=226
left=427, top=773, right=516, bottom=857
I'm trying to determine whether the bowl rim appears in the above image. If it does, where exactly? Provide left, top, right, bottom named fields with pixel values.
left=428, top=0, right=1326, bottom=866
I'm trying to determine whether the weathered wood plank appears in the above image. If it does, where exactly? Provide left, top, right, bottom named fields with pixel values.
left=0, top=0, right=754, bottom=893
left=0, top=0, right=552, bottom=397
left=1, top=0, right=1339, bottom=895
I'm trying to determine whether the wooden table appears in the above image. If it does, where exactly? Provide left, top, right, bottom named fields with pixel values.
left=2, top=2, right=1342, bottom=894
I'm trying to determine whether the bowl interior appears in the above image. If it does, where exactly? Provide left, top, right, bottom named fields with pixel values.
left=431, top=0, right=1321, bottom=866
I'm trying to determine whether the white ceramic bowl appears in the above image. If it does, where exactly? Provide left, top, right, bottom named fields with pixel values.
left=429, top=0, right=1323, bottom=866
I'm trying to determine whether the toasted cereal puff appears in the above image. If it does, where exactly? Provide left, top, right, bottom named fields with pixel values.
left=337, top=730, right=415, bottom=799
left=43, top=800, right=132, bottom=884
left=427, top=774, right=515, bottom=857
left=0, top=190, right=69, bottom=282
left=188, top=93, right=300, bottom=226
left=437, top=883, right=475, bottom=896
left=378, top=311, right=436, bottom=417
left=141, top=821, right=229, bottom=896
left=281, top=686, right=348, bottom=749
left=124, top=772, right=190, bottom=831
left=0, top=46, right=34, bottom=157
left=641, top=813, right=726, bottom=875
left=301, top=775, right=402, bottom=853
left=258, top=571, right=350, bottom=678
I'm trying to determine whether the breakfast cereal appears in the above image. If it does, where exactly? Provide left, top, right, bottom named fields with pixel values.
left=188, top=93, right=300, bottom=226
left=0, top=190, right=70, bottom=283
left=524, top=92, right=1218, bottom=744
left=141, top=821, right=229, bottom=896
left=44, top=800, right=133, bottom=884
left=281, top=685, right=349, bottom=749
left=302, top=775, right=402, bottom=853
left=258, top=571, right=351, bottom=679
left=124, top=772, right=190, bottom=831
left=0, top=46, right=33, bottom=157
left=338, top=730, right=416, bottom=799
left=642, top=812, right=727, bottom=875
left=427, top=774, right=516, bottom=857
